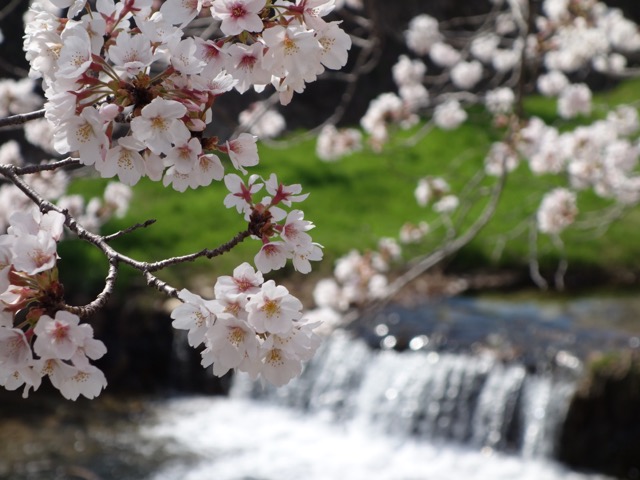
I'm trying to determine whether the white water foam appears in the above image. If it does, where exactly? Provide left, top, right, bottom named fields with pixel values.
left=144, top=396, right=611, bottom=480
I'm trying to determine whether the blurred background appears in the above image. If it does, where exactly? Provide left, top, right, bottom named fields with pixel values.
left=2, top=1, right=640, bottom=479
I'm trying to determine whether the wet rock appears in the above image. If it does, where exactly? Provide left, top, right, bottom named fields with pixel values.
left=558, top=351, right=640, bottom=479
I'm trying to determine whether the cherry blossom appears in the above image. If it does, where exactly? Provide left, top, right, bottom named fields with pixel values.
left=54, top=107, right=109, bottom=166
left=56, top=25, right=94, bottom=79
left=259, top=344, right=303, bottom=387
left=537, top=188, right=578, bottom=234
left=201, top=315, right=260, bottom=377
left=160, top=0, right=206, bottom=26
left=211, top=0, right=267, bottom=36
left=33, top=310, right=90, bottom=361
left=254, top=241, right=294, bottom=273
left=130, top=98, right=191, bottom=155
left=223, top=173, right=263, bottom=214
left=171, top=289, right=217, bottom=347
left=0, top=328, right=32, bottom=369
left=246, top=280, right=303, bottom=334
left=98, top=137, right=147, bottom=186
left=405, top=14, right=441, bottom=55
left=214, top=262, right=264, bottom=299
left=223, top=133, right=259, bottom=174
left=108, top=31, right=154, bottom=77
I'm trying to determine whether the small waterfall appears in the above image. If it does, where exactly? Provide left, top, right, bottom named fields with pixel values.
left=231, top=330, right=578, bottom=458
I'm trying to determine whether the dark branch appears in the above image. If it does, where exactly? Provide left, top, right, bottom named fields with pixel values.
left=13, top=158, right=82, bottom=175
left=144, top=229, right=252, bottom=272
left=0, top=109, right=46, bottom=128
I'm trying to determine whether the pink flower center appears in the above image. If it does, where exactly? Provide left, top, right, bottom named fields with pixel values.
left=231, top=4, right=247, bottom=18
left=239, top=54, right=257, bottom=69
left=52, top=321, right=70, bottom=341
left=233, top=276, right=255, bottom=292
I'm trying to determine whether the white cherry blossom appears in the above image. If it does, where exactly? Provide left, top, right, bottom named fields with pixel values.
left=537, top=188, right=578, bottom=234
left=171, top=289, right=217, bottom=347
left=246, top=280, right=303, bottom=334
left=98, top=136, right=146, bottom=186
left=54, top=107, right=108, bottom=165
left=108, top=32, right=154, bottom=77
left=130, top=98, right=190, bottom=155
left=201, top=315, right=260, bottom=377
left=56, top=25, right=93, bottom=79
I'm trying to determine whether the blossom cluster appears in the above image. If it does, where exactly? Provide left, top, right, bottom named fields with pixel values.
left=171, top=262, right=320, bottom=386
left=312, top=237, right=401, bottom=314
left=316, top=124, right=362, bottom=161
left=536, top=187, right=578, bottom=235
left=326, top=1, right=640, bottom=241
left=0, top=140, right=132, bottom=233
left=0, top=0, right=356, bottom=399
left=414, top=176, right=459, bottom=215
left=223, top=172, right=323, bottom=274
left=0, top=209, right=107, bottom=400
left=24, top=0, right=351, bottom=189
left=238, top=102, right=287, bottom=139
left=324, top=0, right=640, bottom=160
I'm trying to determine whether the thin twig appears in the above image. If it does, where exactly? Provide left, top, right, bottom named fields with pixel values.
left=103, top=219, right=157, bottom=242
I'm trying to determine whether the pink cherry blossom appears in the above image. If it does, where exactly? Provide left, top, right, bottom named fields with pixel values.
left=0, top=328, right=32, bottom=369
left=211, top=0, right=266, bottom=36
left=214, top=262, right=264, bottom=299
left=254, top=241, right=293, bottom=273
left=33, top=310, right=89, bottom=360
left=264, top=173, right=309, bottom=206
left=224, top=133, right=259, bottom=174
left=280, top=209, right=314, bottom=248
left=224, top=42, right=271, bottom=94
left=11, top=232, right=58, bottom=275
left=223, top=173, right=263, bottom=214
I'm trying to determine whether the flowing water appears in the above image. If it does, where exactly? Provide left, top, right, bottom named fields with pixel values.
left=2, top=294, right=637, bottom=479
left=142, top=331, right=610, bottom=480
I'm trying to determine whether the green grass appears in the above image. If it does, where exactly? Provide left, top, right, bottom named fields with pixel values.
left=61, top=78, right=640, bottom=295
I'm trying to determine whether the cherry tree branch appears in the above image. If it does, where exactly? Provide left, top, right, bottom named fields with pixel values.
left=0, top=161, right=254, bottom=317
left=0, top=109, right=46, bottom=128
left=338, top=169, right=508, bottom=327
left=383, top=170, right=507, bottom=301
